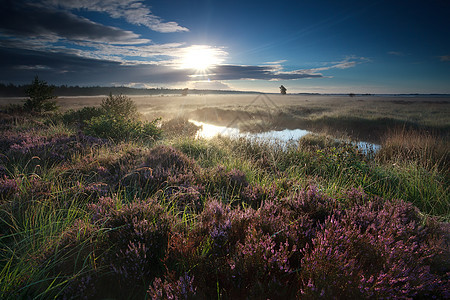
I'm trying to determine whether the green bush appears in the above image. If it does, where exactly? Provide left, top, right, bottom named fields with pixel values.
left=63, top=94, right=161, bottom=142
left=63, top=106, right=104, bottom=126
left=85, top=114, right=161, bottom=142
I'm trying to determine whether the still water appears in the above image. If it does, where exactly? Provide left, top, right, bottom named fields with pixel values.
left=189, top=119, right=381, bottom=153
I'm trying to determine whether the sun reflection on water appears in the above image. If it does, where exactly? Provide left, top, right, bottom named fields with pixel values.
left=188, top=119, right=380, bottom=154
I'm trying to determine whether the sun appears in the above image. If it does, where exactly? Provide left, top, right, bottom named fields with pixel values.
left=180, top=45, right=224, bottom=71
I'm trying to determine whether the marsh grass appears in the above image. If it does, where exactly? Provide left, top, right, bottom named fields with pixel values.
left=0, top=100, right=449, bottom=298
left=377, top=127, right=449, bottom=173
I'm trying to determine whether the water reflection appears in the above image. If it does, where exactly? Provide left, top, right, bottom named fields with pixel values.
left=189, top=119, right=380, bottom=153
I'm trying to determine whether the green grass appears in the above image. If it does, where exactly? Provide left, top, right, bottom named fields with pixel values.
left=170, top=133, right=449, bottom=219
left=0, top=100, right=448, bottom=298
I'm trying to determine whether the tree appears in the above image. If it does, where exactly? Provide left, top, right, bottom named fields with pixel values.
left=23, top=76, right=58, bottom=112
left=280, top=85, right=287, bottom=95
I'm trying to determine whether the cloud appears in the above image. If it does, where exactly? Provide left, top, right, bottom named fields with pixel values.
left=206, top=65, right=321, bottom=81
left=439, top=55, right=450, bottom=62
left=0, top=2, right=216, bottom=71
left=0, top=46, right=193, bottom=85
left=206, top=56, right=368, bottom=81
left=264, top=60, right=287, bottom=65
left=303, top=56, right=369, bottom=72
left=41, top=0, right=189, bottom=33
left=0, top=1, right=368, bottom=88
left=388, top=51, right=404, bottom=56
left=0, top=43, right=368, bottom=86
left=0, top=46, right=322, bottom=85
left=0, top=1, right=148, bottom=44
left=0, top=1, right=199, bottom=71
left=269, top=56, right=368, bottom=80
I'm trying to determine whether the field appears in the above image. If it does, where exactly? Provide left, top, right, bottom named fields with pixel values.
left=0, top=94, right=449, bottom=298
left=2, top=94, right=449, bottom=141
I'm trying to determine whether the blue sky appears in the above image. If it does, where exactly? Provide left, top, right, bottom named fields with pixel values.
left=0, top=0, right=449, bottom=93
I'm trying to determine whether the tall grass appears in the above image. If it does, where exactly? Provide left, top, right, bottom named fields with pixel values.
left=0, top=175, right=91, bottom=298
left=377, top=127, right=449, bottom=173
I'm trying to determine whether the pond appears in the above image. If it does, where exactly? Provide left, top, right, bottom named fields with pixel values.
left=189, top=119, right=381, bottom=153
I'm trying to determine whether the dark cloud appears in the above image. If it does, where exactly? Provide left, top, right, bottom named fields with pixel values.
left=0, top=1, right=143, bottom=43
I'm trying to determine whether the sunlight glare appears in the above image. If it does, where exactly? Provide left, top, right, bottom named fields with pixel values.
left=189, top=120, right=239, bottom=138
left=180, top=45, right=223, bottom=71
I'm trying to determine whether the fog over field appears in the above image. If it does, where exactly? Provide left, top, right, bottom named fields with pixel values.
left=17, top=93, right=448, bottom=142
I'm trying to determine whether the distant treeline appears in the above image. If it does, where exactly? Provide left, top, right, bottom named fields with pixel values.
left=0, top=83, right=257, bottom=97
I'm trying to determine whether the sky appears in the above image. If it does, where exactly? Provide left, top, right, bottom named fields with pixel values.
left=0, top=0, right=449, bottom=94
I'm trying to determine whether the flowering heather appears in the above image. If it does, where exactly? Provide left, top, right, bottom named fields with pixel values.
left=239, top=182, right=278, bottom=208
left=86, top=196, right=116, bottom=223
left=2, top=131, right=108, bottom=164
left=2, top=110, right=447, bottom=299
left=34, top=182, right=449, bottom=299
left=61, top=274, right=96, bottom=300
left=23, top=175, right=52, bottom=199
left=83, top=182, right=109, bottom=198
left=144, top=145, right=197, bottom=176
left=148, top=273, right=197, bottom=300
left=228, top=226, right=297, bottom=298
left=0, top=175, right=18, bottom=199
left=285, top=186, right=339, bottom=225
left=164, top=185, right=204, bottom=212
left=93, top=198, right=172, bottom=283
left=173, top=187, right=448, bottom=299
left=120, top=146, right=199, bottom=192
left=120, top=166, right=154, bottom=187
left=206, top=166, right=248, bottom=190
left=0, top=165, right=9, bottom=177
left=299, top=200, right=448, bottom=299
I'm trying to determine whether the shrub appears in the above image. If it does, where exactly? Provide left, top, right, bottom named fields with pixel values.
left=80, top=94, right=161, bottom=142
left=23, top=76, right=58, bottom=112
left=62, top=106, right=104, bottom=127
left=160, top=117, right=200, bottom=138
left=84, top=114, right=161, bottom=142
left=101, top=93, right=138, bottom=121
